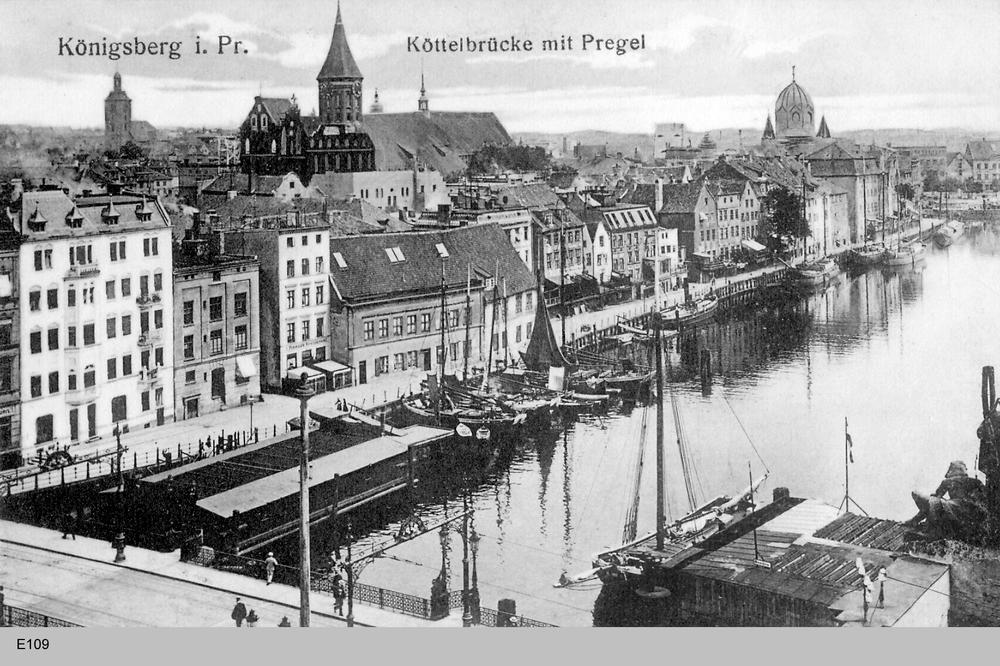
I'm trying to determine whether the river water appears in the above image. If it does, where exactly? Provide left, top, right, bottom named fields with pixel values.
left=311, top=227, right=1000, bottom=626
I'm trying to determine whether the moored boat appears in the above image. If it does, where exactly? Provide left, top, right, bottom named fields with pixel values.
left=789, top=258, right=839, bottom=287
left=933, top=220, right=965, bottom=248
left=849, top=244, right=884, bottom=267
left=660, top=295, right=719, bottom=330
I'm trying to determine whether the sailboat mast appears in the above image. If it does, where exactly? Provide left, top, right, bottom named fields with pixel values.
left=463, top=264, right=471, bottom=382
left=654, top=311, right=665, bottom=551
left=559, top=212, right=567, bottom=348
left=482, top=274, right=498, bottom=391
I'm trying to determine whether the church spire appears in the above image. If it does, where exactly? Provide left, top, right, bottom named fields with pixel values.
left=418, top=67, right=429, bottom=115
left=817, top=115, right=831, bottom=139
left=317, top=3, right=363, bottom=125
left=762, top=114, right=776, bottom=141
left=318, top=2, right=362, bottom=80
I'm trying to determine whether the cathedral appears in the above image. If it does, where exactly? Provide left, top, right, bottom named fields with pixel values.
left=238, top=4, right=376, bottom=180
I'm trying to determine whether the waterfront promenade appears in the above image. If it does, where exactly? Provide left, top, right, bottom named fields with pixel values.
left=0, top=519, right=461, bottom=628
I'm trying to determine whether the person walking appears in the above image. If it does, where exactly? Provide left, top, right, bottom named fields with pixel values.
left=246, top=609, right=259, bottom=627
left=332, top=573, right=346, bottom=616
left=61, top=509, right=77, bottom=540
left=231, top=597, right=248, bottom=627
left=264, top=552, right=278, bottom=585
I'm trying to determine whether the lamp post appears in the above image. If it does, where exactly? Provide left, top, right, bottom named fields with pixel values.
left=249, top=396, right=254, bottom=441
left=346, top=519, right=355, bottom=628
left=469, top=519, right=481, bottom=625
left=294, top=372, right=314, bottom=628
left=461, top=493, right=472, bottom=628
left=113, top=423, right=126, bottom=563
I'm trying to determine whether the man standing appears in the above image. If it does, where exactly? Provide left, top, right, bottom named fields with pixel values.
left=61, top=509, right=77, bottom=540
left=231, top=597, right=248, bottom=627
left=264, top=552, right=278, bottom=585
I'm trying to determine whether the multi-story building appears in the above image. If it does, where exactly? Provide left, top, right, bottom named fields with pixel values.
left=210, top=203, right=332, bottom=393
left=896, top=146, right=946, bottom=180
left=657, top=180, right=719, bottom=266
left=582, top=218, right=612, bottom=284
left=173, top=226, right=261, bottom=420
left=17, top=188, right=174, bottom=460
left=965, top=141, right=1000, bottom=184
left=328, top=224, right=535, bottom=385
left=946, top=152, right=973, bottom=182
left=0, top=229, right=21, bottom=470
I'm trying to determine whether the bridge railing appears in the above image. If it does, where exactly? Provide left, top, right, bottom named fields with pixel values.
left=2, top=604, right=81, bottom=628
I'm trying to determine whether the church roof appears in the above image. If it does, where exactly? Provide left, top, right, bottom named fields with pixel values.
left=763, top=115, right=776, bottom=140
left=318, top=4, right=362, bottom=80
left=259, top=98, right=295, bottom=124
left=361, top=112, right=512, bottom=174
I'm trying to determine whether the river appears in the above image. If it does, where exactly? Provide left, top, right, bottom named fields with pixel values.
left=308, top=227, right=1000, bottom=626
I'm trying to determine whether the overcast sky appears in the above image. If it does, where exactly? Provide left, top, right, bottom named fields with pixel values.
left=3, top=0, right=1000, bottom=134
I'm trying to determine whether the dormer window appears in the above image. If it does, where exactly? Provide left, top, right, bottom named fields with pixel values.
left=26, top=206, right=47, bottom=232
left=135, top=198, right=154, bottom=223
left=102, top=200, right=120, bottom=226
left=65, top=206, right=84, bottom=229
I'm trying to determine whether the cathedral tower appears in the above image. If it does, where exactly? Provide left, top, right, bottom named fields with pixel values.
left=317, top=3, right=363, bottom=126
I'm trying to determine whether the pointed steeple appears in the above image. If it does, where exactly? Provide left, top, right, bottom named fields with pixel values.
left=418, top=68, right=429, bottom=115
left=369, top=89, right=383, bottom=113
left=762, top=114, right=776, bottom=141
left=817, top=115, right=831, bottom=139
left=317, top=2, right=362, bottom=80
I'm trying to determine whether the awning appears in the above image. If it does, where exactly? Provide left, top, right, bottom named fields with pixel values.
left=286, top=366, right=323, bottom=381
left=310, top=360, right=351, bottom=374
left=741, top=239, right=767, bottom=252
left=236, top=355, right=258, bottom=378
left=0, top=274, right=11, bottom=298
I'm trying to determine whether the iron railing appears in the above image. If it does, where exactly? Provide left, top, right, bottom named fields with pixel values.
left=2, top=605, right=81, bottom=628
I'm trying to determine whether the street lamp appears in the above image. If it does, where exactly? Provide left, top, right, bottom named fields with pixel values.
left=346, top=519, right=355, bottom=628
left=461, top=493, right=472, bottom=628
left=469, top=521, right=481, bottom=625
left=113, top=423, right=126, bottom=563
left=294, top=372, right=315, bottom=628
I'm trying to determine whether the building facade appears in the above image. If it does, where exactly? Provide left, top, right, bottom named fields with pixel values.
left=0, top=231, right=21, bottom=469
left=18, top=189, right=174, bottom=460
left=173, top=236, right=261, bottom=420
left=104, top=72, right=131, bottom=152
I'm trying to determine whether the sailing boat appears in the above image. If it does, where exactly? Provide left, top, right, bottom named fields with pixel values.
left=560, top=312, right=768, bottom=587
left=882, top=212, right=926, bottom=267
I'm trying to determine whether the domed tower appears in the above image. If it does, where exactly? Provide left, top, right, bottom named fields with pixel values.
left=774, top=68, right=815, bottom=146
left=104, top=72, right=132, bottom=152
left=317, top=3, right=363, bottom=126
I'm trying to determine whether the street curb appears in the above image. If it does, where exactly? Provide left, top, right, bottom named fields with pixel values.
left=0, top=536, right=375, bottom=627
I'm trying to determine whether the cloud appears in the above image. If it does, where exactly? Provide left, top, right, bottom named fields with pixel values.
left=168, top=12, right=270, bottom=39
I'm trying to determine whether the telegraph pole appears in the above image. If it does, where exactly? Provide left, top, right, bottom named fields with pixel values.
left=294, top=373, right=315, bottom=627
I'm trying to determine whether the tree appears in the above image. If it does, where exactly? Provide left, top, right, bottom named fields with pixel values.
left=119, top=141, right=148, bottom=162
left=759, top=188, right=809, bottom=254
left=922, top=172, right=941, bottom=192
left=895, top=183, right=915, bottom=201
left=963, top=177, right=983, bottom=194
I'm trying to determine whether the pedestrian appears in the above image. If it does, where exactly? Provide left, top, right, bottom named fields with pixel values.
left=61, top=509, right=77, bottom=540
left=231, top=597, right=248, bottom=627
left=264, top=552, right=278, bottom=585
left=332, top=573, right=346, bottom=616
left=246, top=609, right=259, bottom=628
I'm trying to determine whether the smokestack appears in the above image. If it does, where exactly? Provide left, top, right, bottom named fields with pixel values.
left=655, top=178, right=663, bottom=213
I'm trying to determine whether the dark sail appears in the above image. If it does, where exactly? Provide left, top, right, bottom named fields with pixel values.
left=521, top=287, right=571, bottom=372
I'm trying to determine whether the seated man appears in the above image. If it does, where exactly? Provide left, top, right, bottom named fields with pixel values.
left=906, top=461, right=987, bottom=542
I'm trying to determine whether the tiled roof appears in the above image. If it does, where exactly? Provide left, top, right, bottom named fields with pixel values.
left=318, top=5, right=362, bottom=80
left=660, top=182, right=703, bottom=213
left=491, top=182, right=562, bottom=210
left=362, top=112, right=512, bottom=174
left=259, top=98, right=294, bottom=124
left=966, top=140, right=997, bottom=162
left=201, top=173, right=286, bottom=195
left=329, top=224, right=535, bottom=303
left=20, top=190, right=170, bottom=241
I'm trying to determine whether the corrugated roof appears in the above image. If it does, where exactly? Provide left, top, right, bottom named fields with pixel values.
left=330, top=223, right=536, bottom=302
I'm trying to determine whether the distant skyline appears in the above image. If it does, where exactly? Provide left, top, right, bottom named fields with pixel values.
left=4, top=0, right=1000, bottom=135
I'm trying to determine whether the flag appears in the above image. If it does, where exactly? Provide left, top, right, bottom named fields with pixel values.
left=846, top=432, right=854, bottom=463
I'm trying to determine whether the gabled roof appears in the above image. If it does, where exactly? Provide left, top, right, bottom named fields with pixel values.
left=966, top=140, right=997, bottom=162
left=362, top=112, right=512, bottom=174
left=329, top=224, right=536, bottom=303
left=318, top=4, right=362, bottom=80
left=490, top=182, right=562, bottom=210
left=660, top=182, right=706, bottom=214
left=258, top=98, right=294, bottom=124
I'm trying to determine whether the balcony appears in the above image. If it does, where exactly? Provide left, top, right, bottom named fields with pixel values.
left=137, top=293, right=154, bottom=309
left=66, top=385, right=98, bottom=406
left=138, top=366, right=161, bottom=385
left=64, top=265, right=100, bottom=281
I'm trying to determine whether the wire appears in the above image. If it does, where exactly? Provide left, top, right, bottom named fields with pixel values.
left=723, top=394, right=771, bottom=474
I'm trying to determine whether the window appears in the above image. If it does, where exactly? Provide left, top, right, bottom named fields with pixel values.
left=315, top=346, right=326, bottom=361
left=121, top=315, right=131, bottom=336
left=286, top=236, right=294, bottom=248
left=515, top=294, right=523, bottom=314
left=110, top=241, right=118, bottom=261
left=301, top=258, right=310, bottom=275
left=302, top=320, right=311, bottom=341
left=67, top=288, right=76, bottom=307
left=47, top=328, right=59, bottom=350
left=29, top=331, right=41, bottom=354
left=393, top=353, right=405, bottom=370
left=287, top=354, right=297, bottom=370
left=106, top=281, right=116, bottom=300
left=154, top=272, right=162, bottom=292
left=287, top=322, right=296, bottom=342
left=183, top=334, right=194, bottom=359
left=210, top=329, right=223, bottom=355
left=34, top=250, right=42, bottom=271
left=407, top=350, right=418, bottom=368
left=185, top=370, right=196, bottom=385
left=106, top=317, right=116, bottom=339
left=406, top=315, right=416, bottom=335
left=235, top=325, right=247, bottom=350
left=421, top=313, right=431, bottom=332
left=141, top=350, right=149, bottom=370
left=0, top=357, right=11, bottom=393
left=316, top=285, right=324, bottom=305
left=379, top=319, right=389, bottom=338
left=144, top=238, right=150, bottom=256
left=140, top=275, right=149, bottom=297
left=142, top=391, right=150, bottom=411
left=123, top=354, right=132, bottom=376
left=84, top=323, right=95, bottom=346
left=316, top=257, right=324, bottom=273
left=286, top=260, right=295, bottom=278
left=234, top=292, right=248, bottom=317
left=209, top=296, right=222, bottom=322
left=375, top=356, right=389, bottom=375
left=363, top=321, right=374, bottom=341
left=393, top=317, right=403, bottom=336
left=68, top=326, right=77, bottom=347
left=35, top=414, right=53, bottom=444
left=450, top=310, right=460, bottom=328
left=121, top=278, right=131, bottom=297
left=43, top=287, right=57, bottom=309
left=30, top=375, right=41, bottom=398
left=44, top=249, right=52, bottom=268
left=140, top=311, right=149, bottom=334
left=183, top=301, right=194, bottom=325
left=111, top=395, right=127, bottom=423
left=29, top=290, right=40, bottom=311
left=155, top=347, right=163, bottom=367
left=516, top=325, right=522, bottom=343
left=48, top=371, right=59, bottom=394
left=107, top=358, right=117, bottom=380
left=302, top=287, right=310, bottom=307
left=316, top=234, right=322, bottom=244
left=118, top=241, right=126, bottom=260
left=286, top=290, right=295, bottom=309
left=316, top=317, right=324, bottom=337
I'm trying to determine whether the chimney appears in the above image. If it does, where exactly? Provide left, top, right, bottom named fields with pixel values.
left=10, top=179, right=23, bottom=201
left=655, top=178, right=663, bottom=213
left=772, top=487, right=791, bottom=502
